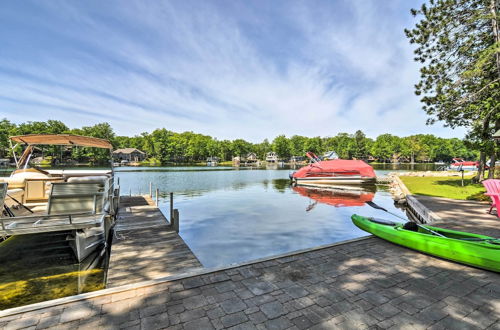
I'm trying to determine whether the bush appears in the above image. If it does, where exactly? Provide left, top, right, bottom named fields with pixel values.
left=140, top=158, right=161, bottom=166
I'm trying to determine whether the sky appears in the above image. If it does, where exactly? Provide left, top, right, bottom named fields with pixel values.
left=0, top=0, right=467, bottom=142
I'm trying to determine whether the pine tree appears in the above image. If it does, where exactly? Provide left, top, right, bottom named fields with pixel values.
left=405, top=0, right=500, bottom=180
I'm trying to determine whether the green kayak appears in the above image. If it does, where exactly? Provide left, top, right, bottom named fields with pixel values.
left=351, top=214, right=500, bottom=272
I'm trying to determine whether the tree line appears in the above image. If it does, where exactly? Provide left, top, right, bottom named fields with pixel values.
left=0, top=118, right=478, bottom=164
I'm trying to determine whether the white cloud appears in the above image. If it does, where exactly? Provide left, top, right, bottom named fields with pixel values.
left=0, top=0, right=466, bottom=141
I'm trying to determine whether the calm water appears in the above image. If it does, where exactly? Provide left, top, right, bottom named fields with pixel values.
left=115, top=166, right=408, bottom=267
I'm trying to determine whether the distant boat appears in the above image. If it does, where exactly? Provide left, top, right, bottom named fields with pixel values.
left=290, top=152, right=376, bottom=186
left=449, top=158, right=480, bottom=171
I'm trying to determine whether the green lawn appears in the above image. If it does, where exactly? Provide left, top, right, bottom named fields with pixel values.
left=399, top=175, right=488, bottom=201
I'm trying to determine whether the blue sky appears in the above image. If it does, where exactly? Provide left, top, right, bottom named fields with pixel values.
left=0, top=0, right=466, bottom=141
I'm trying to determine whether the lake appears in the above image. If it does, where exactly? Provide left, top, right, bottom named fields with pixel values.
left=115, top=165, right=408, bottom=267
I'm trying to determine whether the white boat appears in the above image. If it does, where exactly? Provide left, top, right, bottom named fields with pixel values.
left=0, top=134, right=120, bottom=262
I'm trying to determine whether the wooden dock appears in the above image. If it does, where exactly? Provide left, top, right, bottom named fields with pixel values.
left=106, top=196, right=203, bottom=287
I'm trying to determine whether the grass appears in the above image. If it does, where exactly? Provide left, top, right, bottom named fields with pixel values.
left=139, top=157, right=162, bottom=166
left=399, top=175, right=488, bottom=201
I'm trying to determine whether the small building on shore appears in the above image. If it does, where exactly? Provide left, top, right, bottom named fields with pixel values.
left=245, top=152, right=258, bottom=163
left=323, top=151, right=339, bottom=160
left=207, top=156, right=220, bottom=166
left=113, top=148, right=146, bottom=162
left=266, top=152, right=278, bottom=163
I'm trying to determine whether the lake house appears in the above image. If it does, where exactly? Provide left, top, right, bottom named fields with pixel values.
left=245, top=152, right=258, bottom=163
left=113, top=148, right=146, bottom=162
left=266, top=152, right=279, bottom=163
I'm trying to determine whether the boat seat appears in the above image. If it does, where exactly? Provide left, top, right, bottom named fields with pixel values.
left=67, top=176, right=108, bottom=185
left=47, top=182, right=105, bottom=215
left=45, top=176, right=106, bottom=193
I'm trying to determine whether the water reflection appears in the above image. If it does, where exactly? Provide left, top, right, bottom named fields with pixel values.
left=272, top=179, right=289, bottom=193
left=292, top=185, right=375, bottom=210
left=0, top=233, right=109, bottom=309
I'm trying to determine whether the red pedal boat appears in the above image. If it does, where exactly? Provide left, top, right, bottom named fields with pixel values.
left=290, top=152, right=376, bottom=186
left=449, top=158, right=480, bottom=171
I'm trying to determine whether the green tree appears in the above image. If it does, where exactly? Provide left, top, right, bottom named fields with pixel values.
left=255, top=139, right=271, bottom=160
left=352, top=130, right=371, bottom=159
left=405, top=0, right=500, bottom=180
left=324, top=133, right=357, bottom=159
left=371, top=134, right=401, bottom=162
left=289, top=135, right=307, bottom=156
left=71, top=123, right=115, bottom=164
left=272, top=135, right=291, bottom=160
left=219, top=140, right=233, bottom=161
left=304, top=137, right=323, bottom=155
left=231, top=139, right=252, bottom=158
left=0, top=119, right=17, bottom=157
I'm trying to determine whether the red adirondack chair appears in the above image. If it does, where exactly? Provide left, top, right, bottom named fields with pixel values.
left=482, top=179, right=500, bottom=218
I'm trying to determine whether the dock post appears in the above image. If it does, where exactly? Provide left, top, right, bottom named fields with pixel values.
left=129, top=188, right=131, bottom=197
left=155, top=188, right=159, bottom=206
left=149, top=182, right=152, bottom=197
left=173, top=209, right=179, bottom=233
left=170, top=192, right=173, bottom=225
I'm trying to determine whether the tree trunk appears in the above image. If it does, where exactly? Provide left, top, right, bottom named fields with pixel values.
left=476, top=151, right=487, bottom=182
left=487, top=0, right=500, bottom=178
left=489, top=152, right=496, bottom=178
left=491, top=0, right=500, bottom=79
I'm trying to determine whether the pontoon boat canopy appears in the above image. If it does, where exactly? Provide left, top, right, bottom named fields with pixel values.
left=10, top=134, right=113, bottom=149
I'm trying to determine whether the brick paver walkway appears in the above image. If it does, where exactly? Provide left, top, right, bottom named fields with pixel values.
left=1, top=235, right=499, bottom=329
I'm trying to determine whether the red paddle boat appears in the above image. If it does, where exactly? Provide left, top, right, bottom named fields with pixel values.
left=449, top=158, right=480, bottom=171
left=290, top=152, right=376, bottom=186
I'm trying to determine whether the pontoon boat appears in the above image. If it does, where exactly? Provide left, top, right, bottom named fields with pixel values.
left=290, top=152, right=376, bottom=186
left=0, top=134, right=120, bottom=262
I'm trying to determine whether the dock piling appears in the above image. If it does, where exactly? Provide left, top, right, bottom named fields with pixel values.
left=155, top=188, right=159, bottom=206
left=173, top=209, right=179, bottom=233
left=149, top=182, right=153, bottom=197
left=170, top=192, right=173, bottom=225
